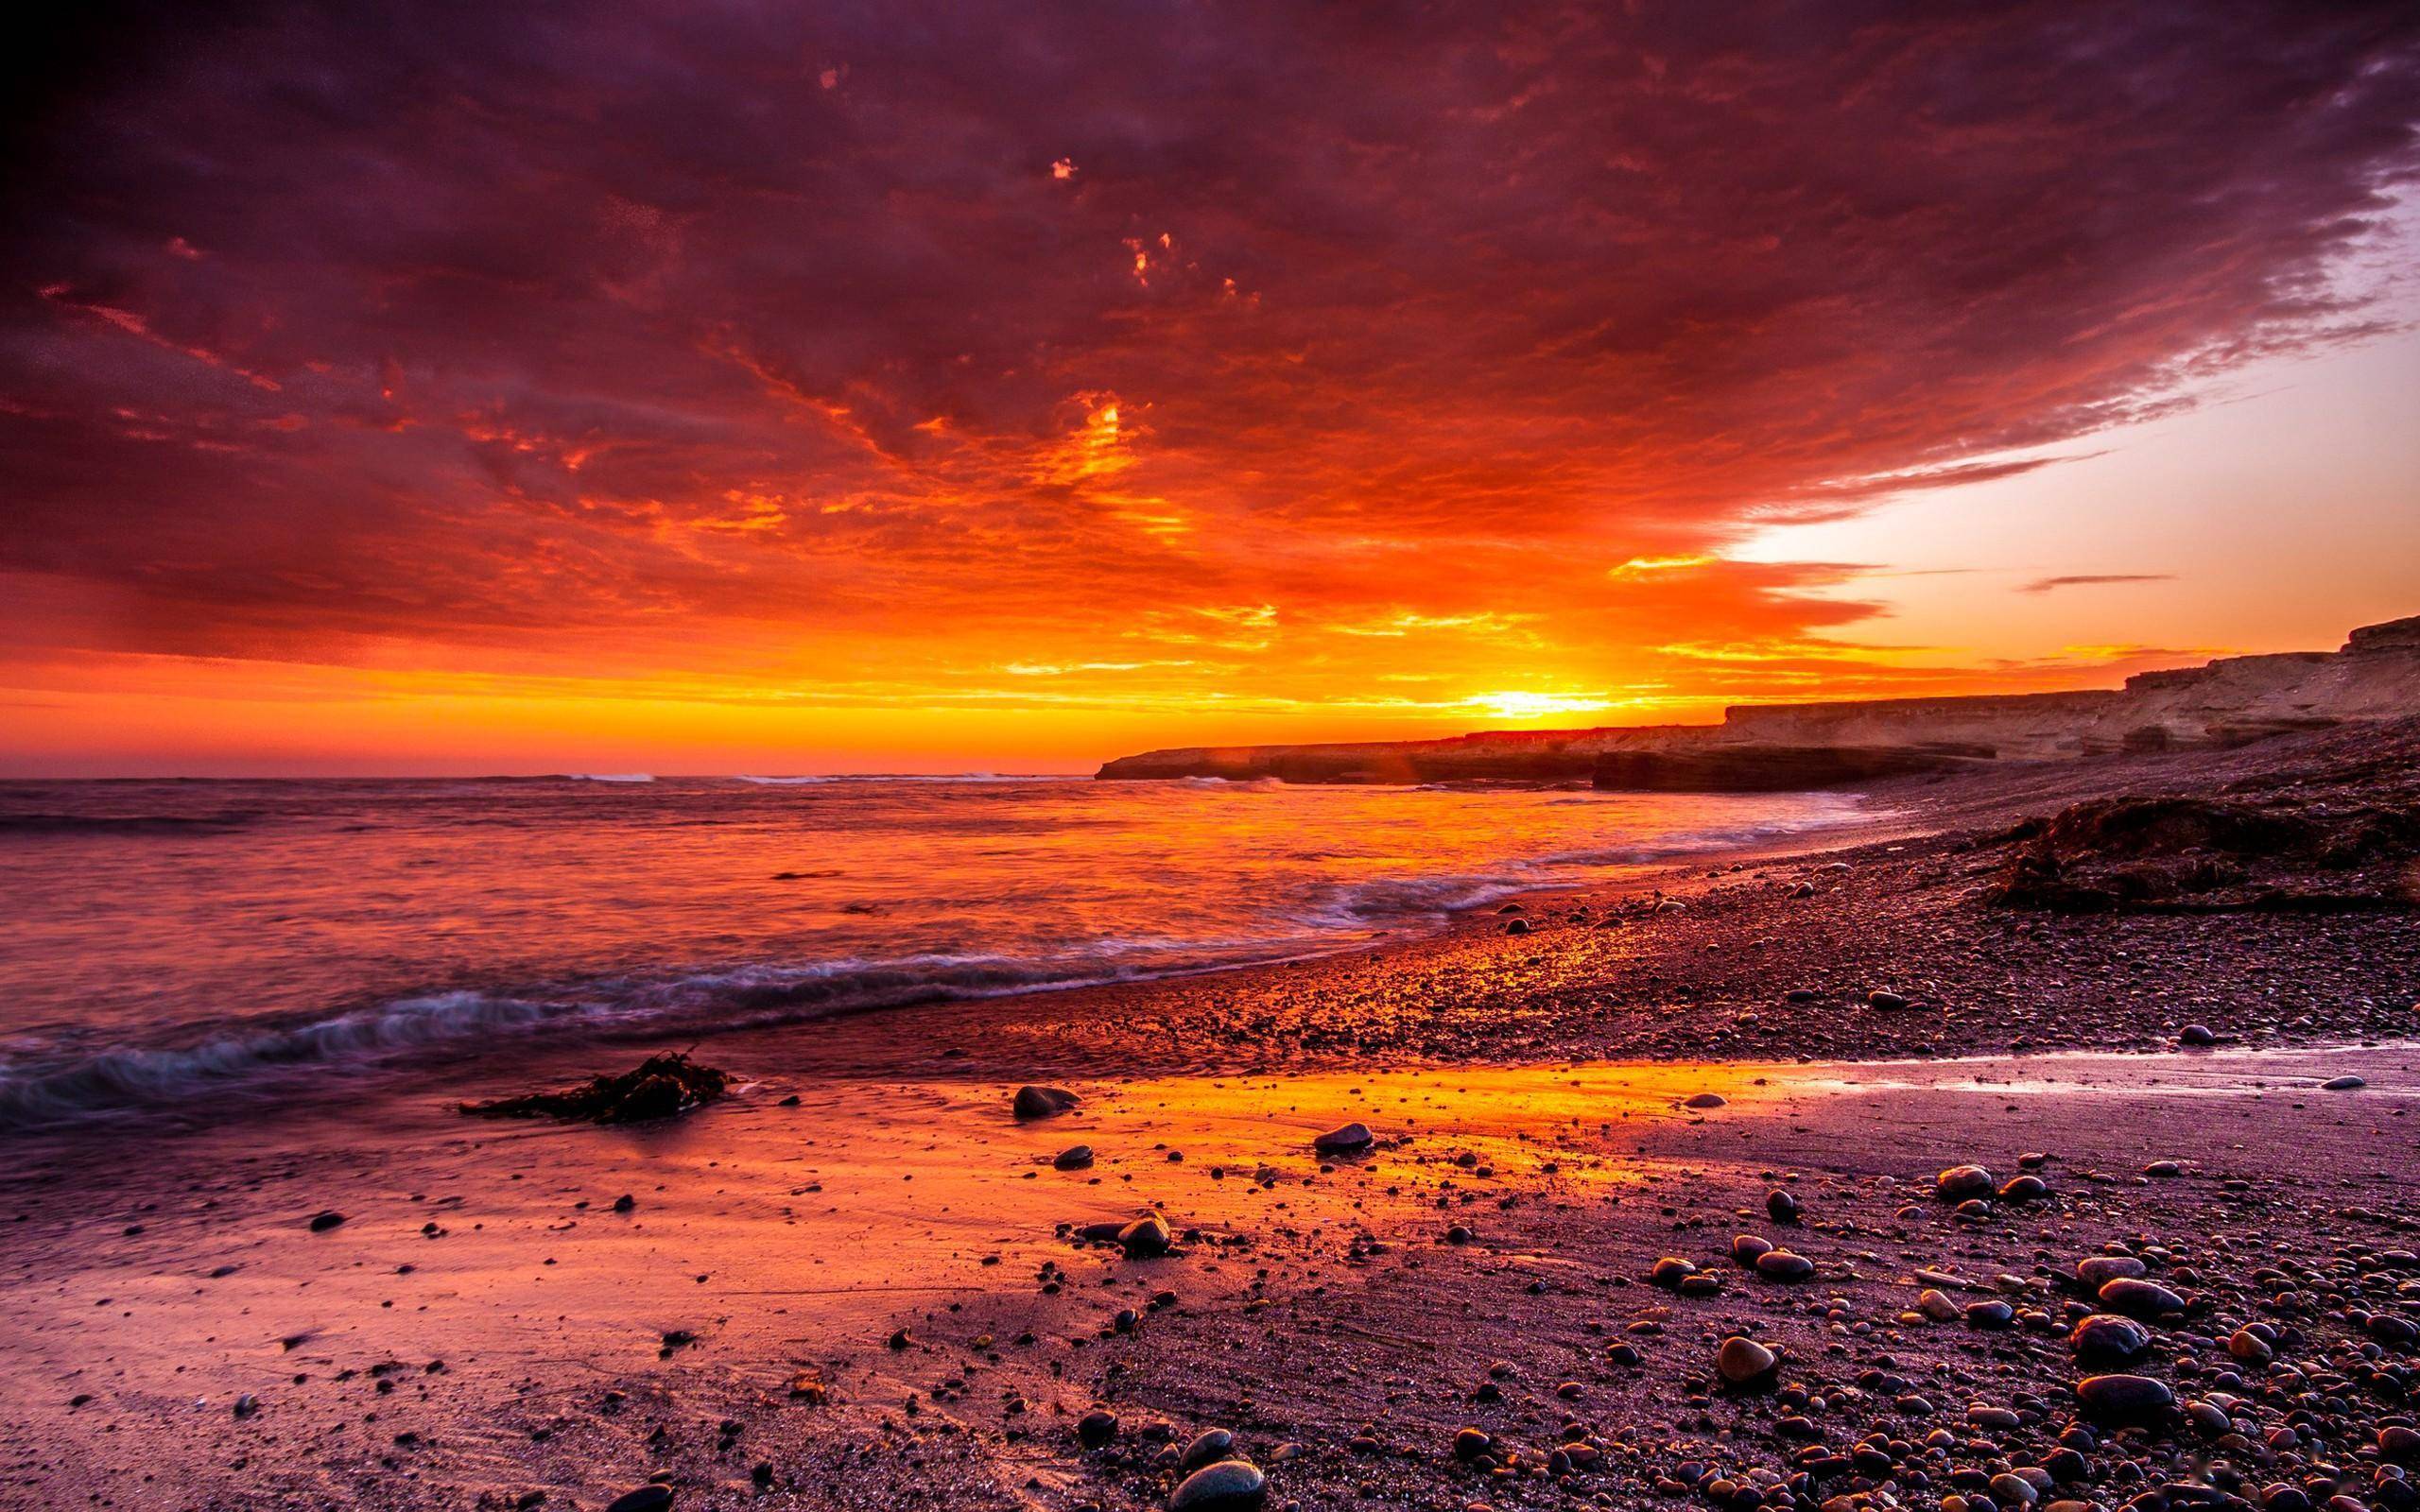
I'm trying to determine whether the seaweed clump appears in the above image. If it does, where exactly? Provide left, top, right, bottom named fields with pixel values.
left=460, top=1053, right=731, bottom=1124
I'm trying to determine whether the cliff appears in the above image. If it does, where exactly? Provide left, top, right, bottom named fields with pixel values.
left=1095, top=614, right=2420, bottom=790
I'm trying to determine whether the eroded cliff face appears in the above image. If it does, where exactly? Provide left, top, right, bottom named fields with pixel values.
left=1095, top=615, right=2420, bottom=790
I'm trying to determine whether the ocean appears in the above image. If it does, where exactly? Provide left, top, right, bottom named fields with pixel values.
left=0, top=774, right=1864, bottom=1126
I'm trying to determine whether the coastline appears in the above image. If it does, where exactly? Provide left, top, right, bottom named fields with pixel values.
left=4, top=720, right=2416, bottom=1510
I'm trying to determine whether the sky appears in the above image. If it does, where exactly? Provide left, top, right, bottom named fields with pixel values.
left=4, top=1, right=2418, bottom=777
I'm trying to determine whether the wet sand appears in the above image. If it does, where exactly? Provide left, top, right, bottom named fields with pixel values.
left=7, top=1041, right=2417, bottom=1510
left=5, top=725, right=2418, bottom=1511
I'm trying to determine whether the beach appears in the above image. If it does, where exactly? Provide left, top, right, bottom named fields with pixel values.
left=4, top=720, right=2417, bottom=1511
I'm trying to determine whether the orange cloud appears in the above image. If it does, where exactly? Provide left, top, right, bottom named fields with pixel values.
left=1, top=3, right=2415, bottom=772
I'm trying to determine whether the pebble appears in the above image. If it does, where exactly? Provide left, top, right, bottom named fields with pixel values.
left=1935, top=1165, right=1994, bottom=1201
left=1182, top=1429, right=1236, bottom=1470
left=1013, top=1085, right=1079, bottom=1120
left=2178, top=1023, right=2218, bottom=1046
left=2074, top=1373, right=2174, bottom=1424
left=1077, top=1410, right=1118, bottom=1449
left=1054, top=1145, right=1095, bottom=1170
left=1167, top=1458, right=1268, bottom=1512
left=604, top=1489, right=674, bottom=1512
left=2322, top=1074, right=2366, bottom=1091
left=2075, top=1255, right=2146, bottom=1289
left=1754, top=1250, right=1815, bottom=1282
left=1963, top=1298, right=2015, bottom=1330
left=2068, top=1313, right=2152, bottom=1361
left=1715, top=1335, right=1777, bottom=1387
left=2097, top=1277, right=2186, bottom=1317
left=1119, top=1214, right=1174, bottom=1259
left=1684, top=1093, right=1727, bottom=1109
left=1312, top=1123, right=1374, bottom=1154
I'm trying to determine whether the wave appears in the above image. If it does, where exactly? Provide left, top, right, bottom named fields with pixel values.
left=0, top=811, right=262, bottom=836
left=561, top=773, right=655, bottom=783
left=0, top=795, right=1874, bottom=1130
left=0, top=946, right=1297, bottom=1131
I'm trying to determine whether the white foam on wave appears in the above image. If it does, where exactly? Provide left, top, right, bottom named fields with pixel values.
left=562, top=773, right=655, bottom=783
left=0, top=945, right=1297, bottom=1131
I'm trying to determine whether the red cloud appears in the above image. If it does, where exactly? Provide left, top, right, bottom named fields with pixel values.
left=1, top=1, right=2414, bottom=740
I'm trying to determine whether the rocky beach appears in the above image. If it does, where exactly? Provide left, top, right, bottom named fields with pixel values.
left=5, top=718, right=2417, bottom=1512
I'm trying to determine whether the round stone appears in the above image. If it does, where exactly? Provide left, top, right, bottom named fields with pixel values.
left=1182, top=1429, right=1236, bottom=1470
left=1118, top=1214, right=1173, bottom=1258
left=1716, top=1335, right=1777, bottom=1387
left=2076, top=1255, right=2146, bottom=1290
left=1936, top=1165, right=1995, bottom=1201
left=2075, top=1374, right=2174, bottom=1424
left=1167, top=1459, right=1268, bottom=1512
left=1312, top=1122, right=1374, bottom=1154
left=2098, top=1277, right=2186, bottom=1317
left=1013, top=1085, right=1079, bottom=1119
left=1650, top=1256, right=1698, bottom=1288
left=2069, top=1314, right=2152, bottom=1361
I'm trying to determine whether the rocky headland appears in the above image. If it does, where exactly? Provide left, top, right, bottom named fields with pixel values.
left=1096, top=615, right=2420, bottom=790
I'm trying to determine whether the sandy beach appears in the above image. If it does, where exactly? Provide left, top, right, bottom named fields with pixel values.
left=6, top=721, right=2417, bottom=1512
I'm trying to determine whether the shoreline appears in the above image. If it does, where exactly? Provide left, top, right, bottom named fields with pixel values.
left=0, top=786, right=1891, bottom=1138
